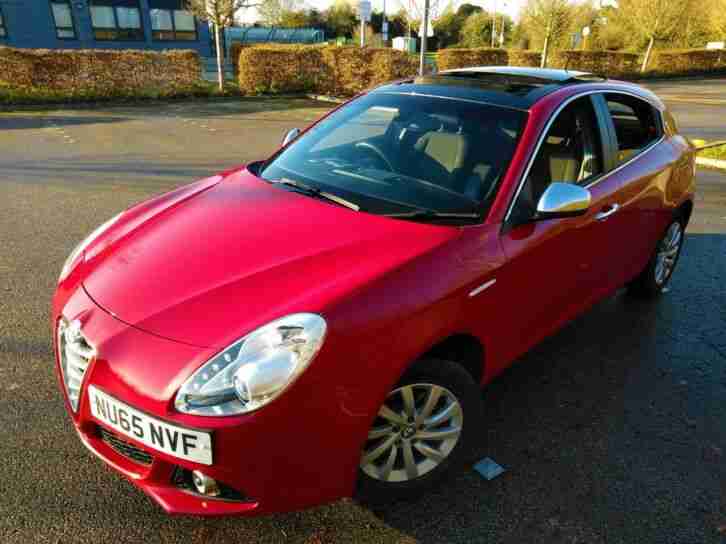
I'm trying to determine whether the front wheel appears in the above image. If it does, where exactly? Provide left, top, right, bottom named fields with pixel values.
left=627, top=218, right=685, bottom=297
left=356, top=359, right=482, bottom=503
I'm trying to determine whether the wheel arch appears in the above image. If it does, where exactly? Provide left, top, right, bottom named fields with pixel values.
left=416, top=333, right=485, bottom=386
left=676, top=199, right=693, bottom=226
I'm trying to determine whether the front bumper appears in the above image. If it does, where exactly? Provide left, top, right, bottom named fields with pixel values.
left=52, top=286, right=369, bottom=516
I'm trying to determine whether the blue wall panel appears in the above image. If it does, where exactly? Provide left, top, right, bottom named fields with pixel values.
left=0, top=0, right=211, bottom=57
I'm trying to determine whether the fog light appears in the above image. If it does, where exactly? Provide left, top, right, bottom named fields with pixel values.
left=191, top=470, right=221, bottom=497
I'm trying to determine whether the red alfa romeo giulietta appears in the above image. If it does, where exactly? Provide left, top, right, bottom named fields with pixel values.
left=52, top=67, right=695, bottom=516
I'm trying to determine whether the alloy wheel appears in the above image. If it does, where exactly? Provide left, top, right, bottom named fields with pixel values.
left=360, top=383, right=463, bottom=483
left=654, top=222, right=683, bottom=286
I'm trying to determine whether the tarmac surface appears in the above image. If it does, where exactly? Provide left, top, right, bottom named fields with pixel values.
left=1, top=80, right=725, bottom=543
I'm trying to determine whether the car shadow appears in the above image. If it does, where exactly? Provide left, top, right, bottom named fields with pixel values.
left=371, top=232, right=726, bottom=543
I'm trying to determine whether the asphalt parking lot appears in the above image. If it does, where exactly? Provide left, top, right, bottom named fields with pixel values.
left=1, top=81, right=726, bottom=543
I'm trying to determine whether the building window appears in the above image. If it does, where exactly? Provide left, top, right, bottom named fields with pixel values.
left=150, top=2, right=197, bottom=41
left=0, top=6, right=7, bottom=38
left=50, top=1, right=77, bottom=39
left=89, top=0, right=144, bottom=41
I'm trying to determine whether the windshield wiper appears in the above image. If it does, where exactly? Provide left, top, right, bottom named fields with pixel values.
left=267, top=178, right=360, bottom=211
left=383, top=209, right=481, bottom=221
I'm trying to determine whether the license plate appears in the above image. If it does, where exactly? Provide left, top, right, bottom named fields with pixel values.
left=88, top=386, right=213, bottom=465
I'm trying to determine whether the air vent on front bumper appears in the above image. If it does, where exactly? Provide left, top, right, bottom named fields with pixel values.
left=57, top=319, right=95, bottom=412
left=99, top=427, right=154, bottom=466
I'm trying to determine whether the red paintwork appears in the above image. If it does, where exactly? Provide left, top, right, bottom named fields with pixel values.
left=52, top=79, right=695, bottom=516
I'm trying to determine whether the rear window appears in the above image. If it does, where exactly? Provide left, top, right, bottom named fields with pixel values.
left=605, top=94, right=661, bottom=165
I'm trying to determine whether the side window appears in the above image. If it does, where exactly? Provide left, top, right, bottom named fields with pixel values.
left=89, top=0, right=144, bottom=41
left=51, top=1, right=77, bottom=39
left=605, top=94, right=660, bottom=165
left=0, top=5, right=7, bottom=38
left=510, top=96, right=603, bottom=225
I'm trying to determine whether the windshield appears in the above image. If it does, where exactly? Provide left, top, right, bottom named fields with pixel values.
left=259, top=92, right=527, bottom=221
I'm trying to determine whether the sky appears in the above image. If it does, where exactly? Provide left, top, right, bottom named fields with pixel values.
left=236, top=0, right=524, bottom=25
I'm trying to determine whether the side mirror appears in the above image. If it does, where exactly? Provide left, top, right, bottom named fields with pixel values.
left=536, top=182, right=591, bottom=220
left=282, top=128, right=301, bottom=147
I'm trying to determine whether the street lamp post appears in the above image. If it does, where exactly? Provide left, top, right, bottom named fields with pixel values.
left=490, top=0, right=497, bottom=48
left=382, top=0, right=388, bottom=44
left=358, top=0, right=371, bottom=48
left=499, top=1, right=507, bottom=46
left=419, top=0, right=430, bottom=75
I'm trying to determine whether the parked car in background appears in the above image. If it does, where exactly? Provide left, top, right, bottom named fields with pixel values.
left=52, top=67, right=695, bottom=515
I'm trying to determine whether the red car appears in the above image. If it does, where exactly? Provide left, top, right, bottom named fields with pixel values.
left=53, top=67, right=695, bottom=516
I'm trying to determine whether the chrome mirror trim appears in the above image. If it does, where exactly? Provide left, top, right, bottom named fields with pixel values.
left=282, top=128, right=301, bottom=147
left=536, top=182, right=591, bottom=218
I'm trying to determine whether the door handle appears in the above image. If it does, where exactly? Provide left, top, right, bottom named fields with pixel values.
left=595, top=203, right=620, bottom=221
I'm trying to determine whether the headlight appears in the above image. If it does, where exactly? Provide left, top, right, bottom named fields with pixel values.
left=58, top=212, right=123, bottom=283
left=175, top=313, right=327, bottom=416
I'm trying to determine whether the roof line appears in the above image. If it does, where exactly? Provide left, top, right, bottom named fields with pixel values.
left=371, top=90, right=530, bottom=113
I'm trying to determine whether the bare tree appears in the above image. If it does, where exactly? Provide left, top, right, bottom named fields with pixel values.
left=613, top=0, right=691, bottom=71
left=185, top=0, right=258, bottom=91
left=520, top=0, right=574, bottom=68
left=258, top=0, right=299, bottom=26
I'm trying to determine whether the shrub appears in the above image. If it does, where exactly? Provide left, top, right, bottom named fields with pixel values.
left=649, top=49, right=726, bottom=76
left=229, top=42, right=249, bottom=75
left=0, top=46, right=201, bottom=102
left=549, top=50, right=641, bottom=77
left=507, top=50, right=542, bottom=68
left=437, top=48, right=507, bottom=71
left=238, top=45, right=327, bottom=94
left=238, top=45, right=418, bottom=96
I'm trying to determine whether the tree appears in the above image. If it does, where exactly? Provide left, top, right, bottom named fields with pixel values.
left=279, top=9, right=308, bottom=28
left=434, top=9, right=464, bottom=48
left=185, top=0, right=258, bottom=92
left=457, top=3, right=483, bottom=19
left=432, top=3, right=490, bottom=49
left=519, top=0, right=575, bottom=67
left=306, top=8, right=326, bottom=29
left=611, top=0, right=692, bottom=71
left=258, top=0, right=298, bottom=26
left=387, top=9, right=409, bottom=38
left=459, top=11, right=494, bottom=48
left=325, top=0, right=357, bottom=38
left=712, top=0, right=726, bottom=39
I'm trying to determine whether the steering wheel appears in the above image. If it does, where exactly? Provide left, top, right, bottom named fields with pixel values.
left=355, top=142, right=396, bottom=172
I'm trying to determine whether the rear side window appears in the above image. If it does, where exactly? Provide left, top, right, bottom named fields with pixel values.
left=605, top=94, right=661, bottom=165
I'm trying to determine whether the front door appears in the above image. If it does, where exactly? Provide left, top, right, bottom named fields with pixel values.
left=496, top=95, right=622, bottom=360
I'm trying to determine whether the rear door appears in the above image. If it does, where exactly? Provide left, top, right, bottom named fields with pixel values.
left=597, top=92, right=671, bottom=285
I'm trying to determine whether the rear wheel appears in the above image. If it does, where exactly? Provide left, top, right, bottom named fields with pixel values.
left=627, top=218, right=685, bottom=297
left=356, top=359, right=482, bottom=503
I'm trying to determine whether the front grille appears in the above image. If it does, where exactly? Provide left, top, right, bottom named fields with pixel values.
left=99, top=427, right=154, bottom=466
left=57, top=319, right=95, bottom=412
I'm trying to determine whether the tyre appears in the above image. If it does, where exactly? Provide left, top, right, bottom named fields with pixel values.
left=356, top=358, right=482, bottom=503
left=627, top=217, right=685, bottom=297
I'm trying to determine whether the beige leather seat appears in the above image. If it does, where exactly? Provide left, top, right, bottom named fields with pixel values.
left=414, top=132, right=469, bottom=190
left=549, top=149, right=579, bottom=183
